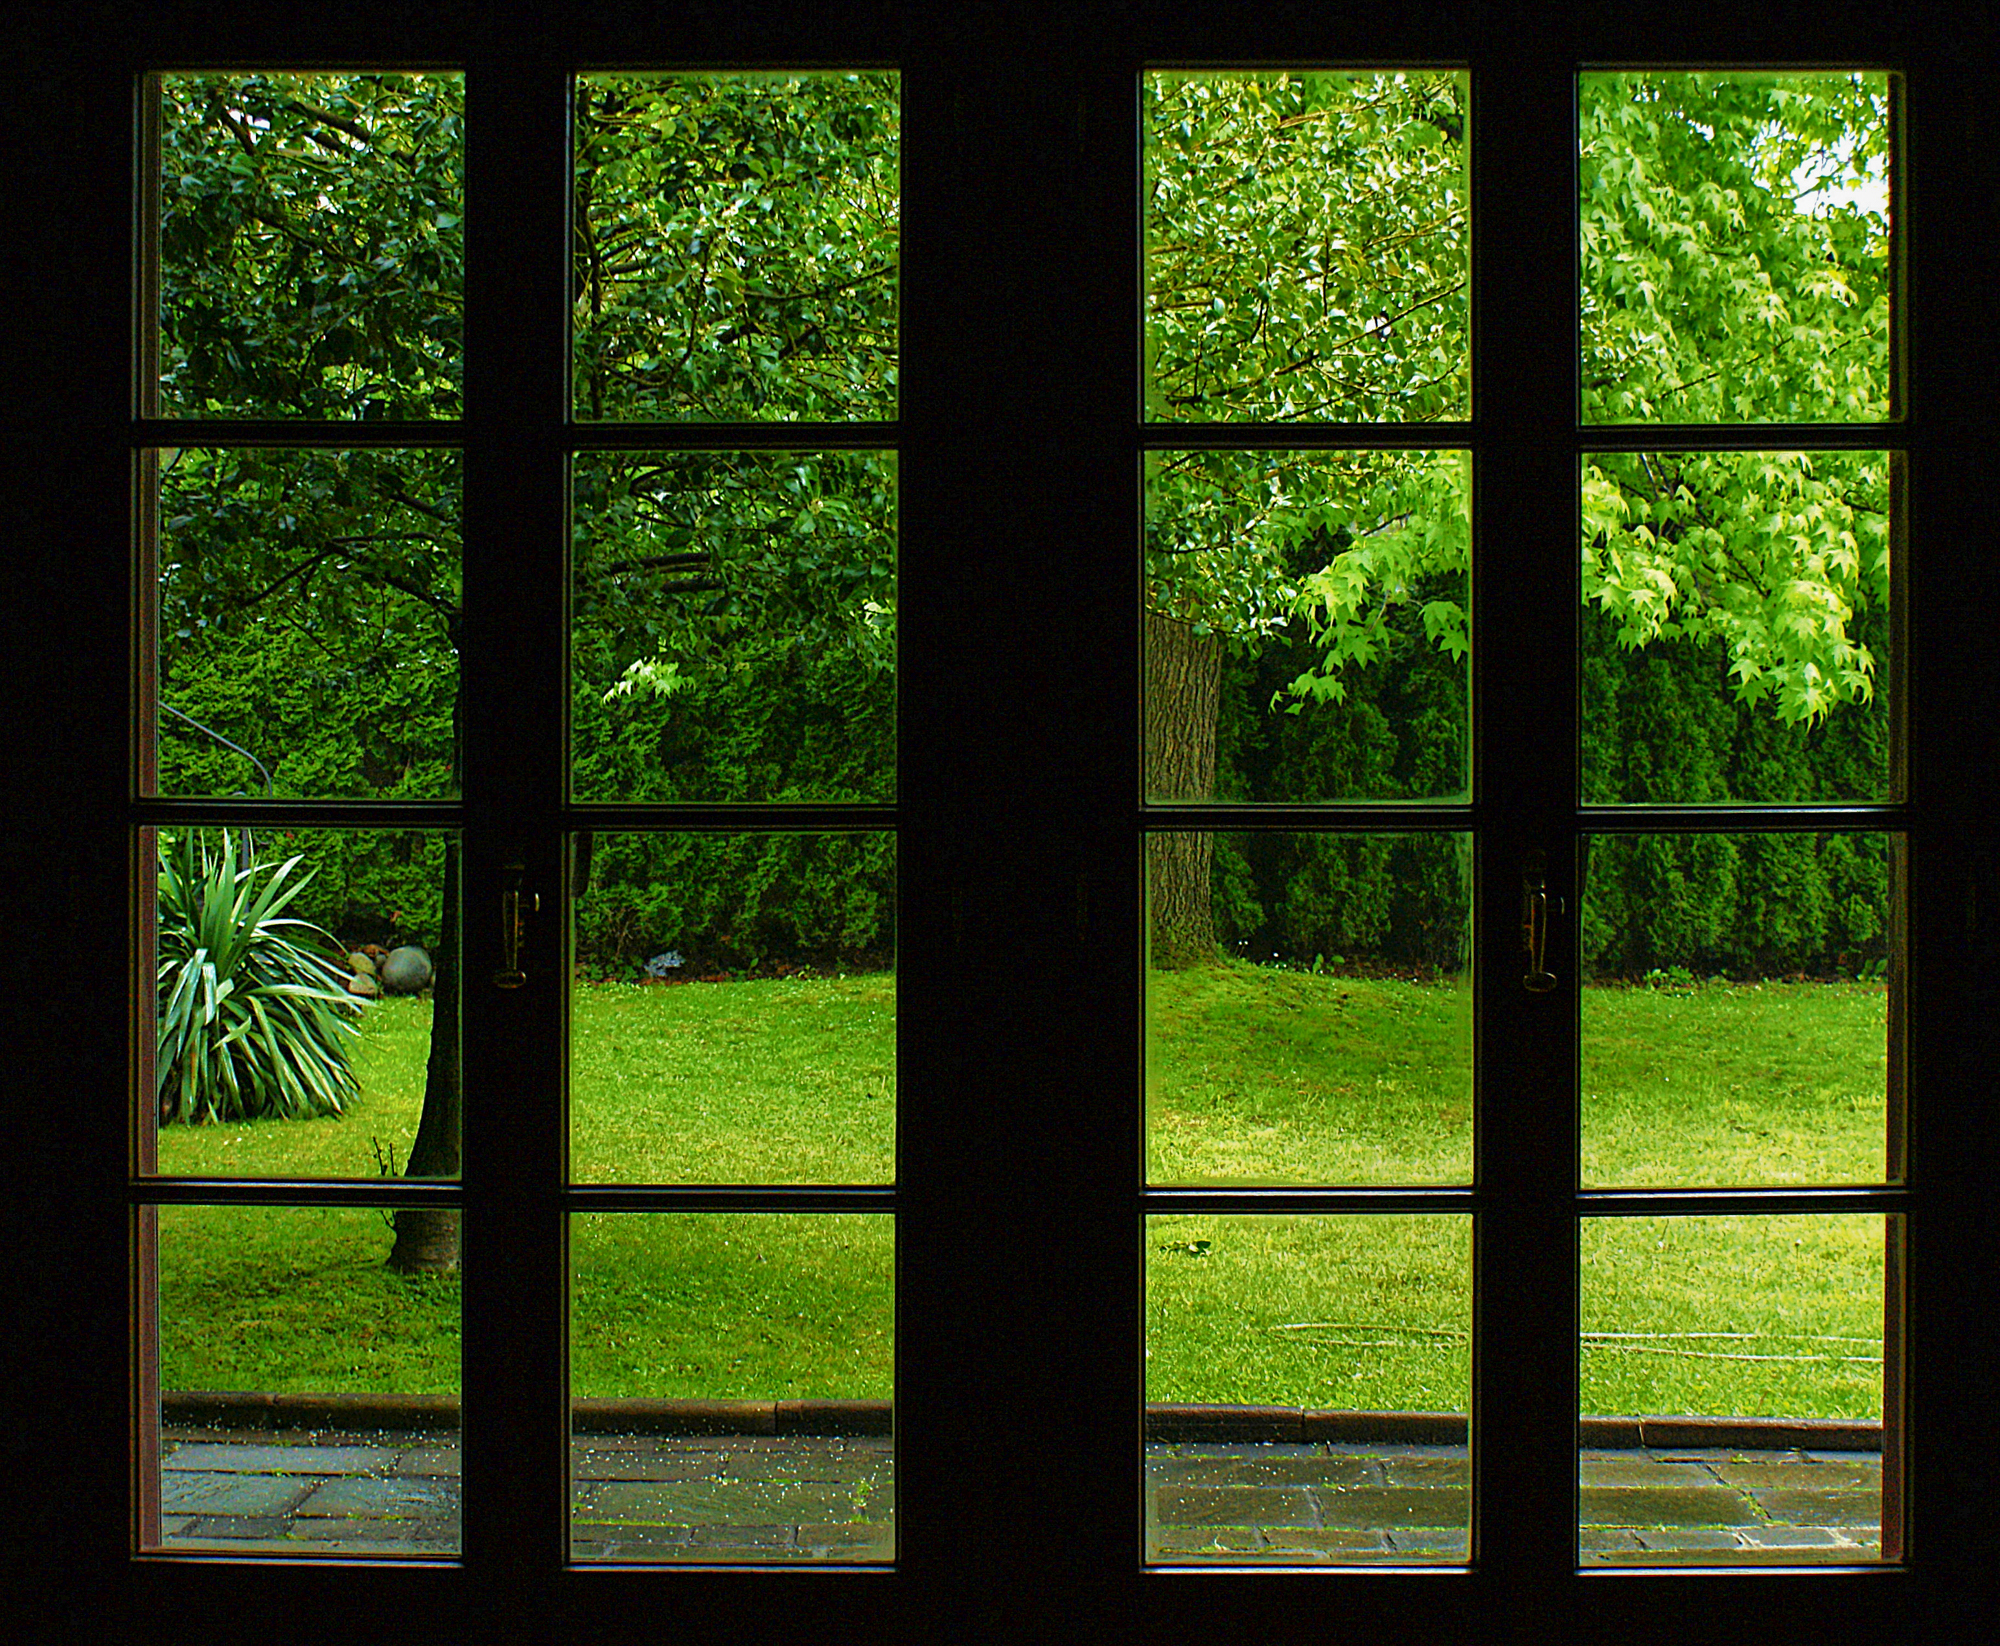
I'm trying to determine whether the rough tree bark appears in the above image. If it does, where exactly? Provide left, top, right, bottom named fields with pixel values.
left=1145, top=609, right=1224, bottom=968
left=387, top=836, right=461, bottom=1273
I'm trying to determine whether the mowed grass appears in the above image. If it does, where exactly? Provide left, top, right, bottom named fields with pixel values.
left=1147, top=1214, right=1471, bottom=1411
left=570, top=974, right=895, bottom=1183
left=1581, top=980, right=1887, bottom=1185
left=158, top=968, right=1887, bottom=1417
left=157, top=979, right=894, bottom=1401
left=1148, top=962, right=1472, bottom=1183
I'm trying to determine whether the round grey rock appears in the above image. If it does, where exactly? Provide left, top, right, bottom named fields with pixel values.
left=380, top=945, right=434, bottom=995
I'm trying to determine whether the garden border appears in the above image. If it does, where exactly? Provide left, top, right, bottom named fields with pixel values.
left=160, top=1392, right=1881, bottom=1450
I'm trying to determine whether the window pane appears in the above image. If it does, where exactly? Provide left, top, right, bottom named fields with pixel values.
left=148, top=447, right=462, bottom=802
left=150, top=1204, right=461, bottom=1555
left=571, top=451, right=895, bottom=804
left=1580, top=832, right=1895, bottom=1188
left=1146, top=1214, right=1470, bottom=1563
left=1147, top=832, right=1471, bottom=1185
left=569, top=832, right=894, bottom=1185
left=154, top=74, right=463, bottom=420
left=570, top=1213, right=894, bottom=1562
left=1145, top=450, right=1469, bottom=805
left=147, top=826, right=459, bottom=1181
left=1143, top=71, right=1469, bottom=422
left=1579, top=72, right=1893, bottom=425
left=1580, top=451, right=1895, bottom=804
left=573, top=74, right=899, bottom=422
left=1580, top=1214, right=1888, bottom=1566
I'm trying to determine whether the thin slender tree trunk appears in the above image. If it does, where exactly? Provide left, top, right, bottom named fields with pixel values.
left=387, top=836, right=461, bottom=1273
left=1145, top=609, right=1223, bottom=968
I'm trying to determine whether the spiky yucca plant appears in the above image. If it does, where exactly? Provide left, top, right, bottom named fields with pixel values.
left=156, top=830, right=361, bottom=1124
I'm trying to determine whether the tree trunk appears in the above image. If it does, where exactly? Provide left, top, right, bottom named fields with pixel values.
left=388, top=835, right=461, bottom=1273
left=1145, top=609, right=1223, bottom=968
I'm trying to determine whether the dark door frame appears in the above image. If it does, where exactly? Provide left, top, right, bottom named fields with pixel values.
left=8, top=4, right=1996, bottom=1642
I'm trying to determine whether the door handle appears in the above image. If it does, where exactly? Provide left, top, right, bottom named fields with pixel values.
left=1522, top=852, right=1559, bottom=994
left=495, top=862, right=540, bottom=990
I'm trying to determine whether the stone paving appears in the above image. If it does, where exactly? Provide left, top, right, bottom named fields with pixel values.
left=1148, top=1441, right=1883, bottom=1564
left=156, top=1426, right=1881, bottom=1566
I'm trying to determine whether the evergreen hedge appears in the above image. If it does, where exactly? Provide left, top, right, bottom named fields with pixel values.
left=160, top=593, right=1885, bottom=979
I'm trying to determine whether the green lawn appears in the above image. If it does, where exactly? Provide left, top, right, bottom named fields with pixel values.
left=158, top=967, right=1888, bottom=1419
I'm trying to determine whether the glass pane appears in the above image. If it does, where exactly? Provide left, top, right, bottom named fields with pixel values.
left=571, top=451, right=895, bottom=804
left=570, top=1213, right=894, bottom=1562
left=1580, top=72, right=1893, bottom=425
left=1580, top=1214, right=1888, bottom=1566
left=1145, top=450, right=1469, bottom=805
left=569, top=832, right=894, bottom=1185
left=155, top=74, right=463, bottom=420
left=149, top=827, right=461, bottom=1186
left=1143, top=71, right=1469, bottom=422
left=1579, top=831, right=1895, bottom=1188
left=150, top=447, right=462, bottom=801
left=1581, top=451, right=1895, bottom=804
left=151, top=1204, right=461, bottom=1555
left=1147, top=832, right=1471, bottom=1184
left=573, top=74, right=899, bottom=422
left=1146, top=1214, right=1470, bottom=1564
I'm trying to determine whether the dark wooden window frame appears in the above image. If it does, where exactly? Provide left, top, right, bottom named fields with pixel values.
left=11, top=4, right=1998, bottom=1643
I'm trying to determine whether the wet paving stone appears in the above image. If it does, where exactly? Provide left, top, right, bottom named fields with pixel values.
left=1748, top=1488, right=1880, bottom=1526
left=296, top=1475, right=459, bottom=1519
left=153, top=1425, right=1881, bottom=1565
left=1152, top=1485, right=1320, bottom=1528
left=1381, top=1530, right=1470, bottom=1559
left=178, top=1515, right=300, bottom=1540
left=1151, top=1453, right=1381, bottom=1488
left=396, top=1442, right=461, bottom=1477
left=1713, top=1458, right=1879, bottom=1491
left=581, top=1478, right=879, bottom=1527
left=1378, top=1455, right=1469, bottom=1487
left=164, top=1441, right=397, bottom=1474
left=162, top=1472, right=315, bottom=1516
left=1579, top=1485, right=1764, bottom=1527
left=1317, top=1486, right=1469, bottom=1530
left=1579, top=1454, right=1708, bottom=1489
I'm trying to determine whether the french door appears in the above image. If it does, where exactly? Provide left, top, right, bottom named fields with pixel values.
left=15, top=3, right=1999, bottom=1641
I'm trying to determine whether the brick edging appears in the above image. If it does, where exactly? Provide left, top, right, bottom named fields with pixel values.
left=1141, top=1404, right=1882, bottom=1451
left=160, top=1393, right=1882, bottom=1451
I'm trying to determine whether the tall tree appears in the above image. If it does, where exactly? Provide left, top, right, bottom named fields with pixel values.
left=155, top=72, right=901, bottom=1271
left=1142, top=68, right=1891, bottom=965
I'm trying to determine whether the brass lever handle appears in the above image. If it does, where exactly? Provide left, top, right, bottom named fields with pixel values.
left=495, top=863, right=540, bottom=990
left=1522, top=852, right=1558, bottom=994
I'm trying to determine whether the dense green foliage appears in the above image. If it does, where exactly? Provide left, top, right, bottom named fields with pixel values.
left=1144, top=70, right=1893, bottom=744
left=1578, top=73, right=1891, bottom=425
left=575, top=832, right=895, bottom=976
left=1206, top=610, right=1890, bottom=977
left=158, top=73, right=463, bottom=419
left=155, top=73, right=900, bottom=969
left=573, top=74, right=897, bottom=421
left=156, top=831, right=360, bottom=1124
left=154, top=71, right=1890, bottom=977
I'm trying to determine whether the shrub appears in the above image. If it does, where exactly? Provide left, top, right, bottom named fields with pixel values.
left=156, top=831, right=361, bottom=1124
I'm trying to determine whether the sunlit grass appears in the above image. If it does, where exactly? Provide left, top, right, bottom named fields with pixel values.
left=1148, top=961, right=1471, bottom=1183
left=1581, top=980, right=1887, bottom=1185
left=157, top=1205, right=460, bottom=1395
left=1146, top=1215, right=1470, bottom=1410
left=570, top=1212, right=892, bottom=1399
left=1580, top=1214, right=1884, bottom=1421
left=569, top=974, right=895, bottom=1184
left=156, top=969, right=1886, bottom=1416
